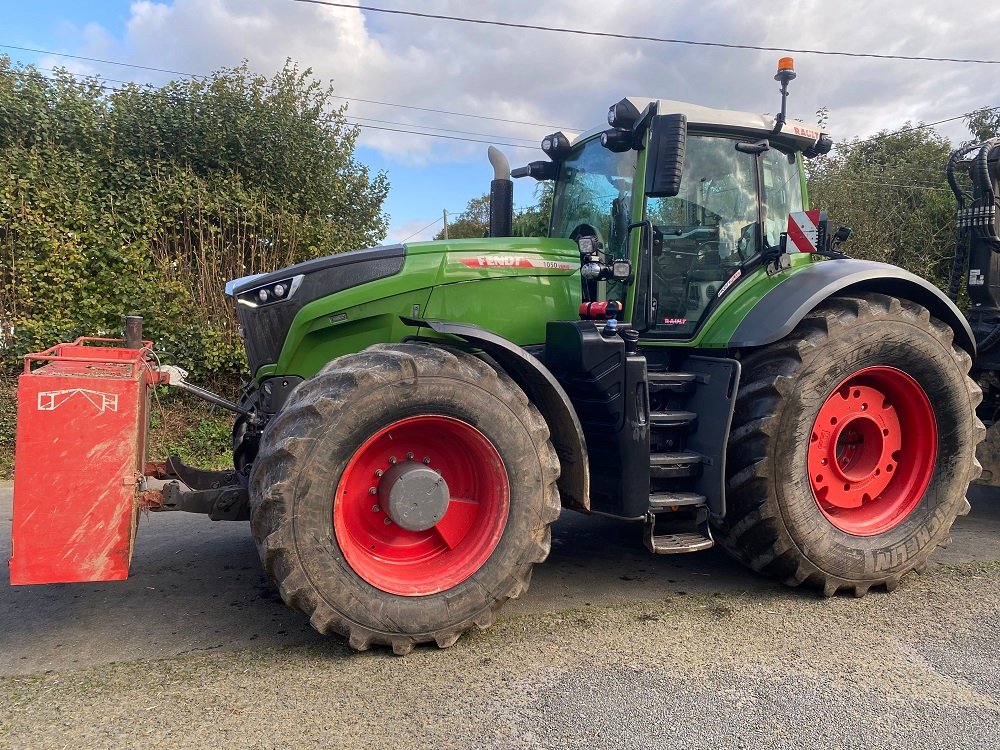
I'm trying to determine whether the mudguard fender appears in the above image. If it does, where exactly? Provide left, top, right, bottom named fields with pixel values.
left=729, top=259, right=976, bottom=355
left=402, top=318, right=590, bottom=511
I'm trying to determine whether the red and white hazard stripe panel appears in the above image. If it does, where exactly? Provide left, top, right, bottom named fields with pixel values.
left=786, top=210, right=826, bottom=253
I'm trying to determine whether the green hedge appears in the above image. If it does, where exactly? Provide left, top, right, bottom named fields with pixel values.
left=0, top=58, right=388, bottom=385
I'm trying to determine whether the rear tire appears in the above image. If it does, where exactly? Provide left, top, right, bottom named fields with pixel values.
left=249, top=344, right=560, bottom=653
left=716, top=293, right=984, bottom=596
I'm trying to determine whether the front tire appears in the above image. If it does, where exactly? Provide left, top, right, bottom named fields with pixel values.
left=717, top=293, right=984, bottom=596
left=249, top=344, right=560, bottom=654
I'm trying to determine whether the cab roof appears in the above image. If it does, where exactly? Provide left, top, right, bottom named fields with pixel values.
left=572, top=96, right=825, bottom=152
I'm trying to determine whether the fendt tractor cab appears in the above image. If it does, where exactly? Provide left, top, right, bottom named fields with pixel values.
left=11, top=60, right=983, bottom=655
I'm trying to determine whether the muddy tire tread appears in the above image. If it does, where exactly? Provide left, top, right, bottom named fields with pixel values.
left=716, top=293, right=984, bottom=597
left=249, top=343, right=560, bottom=652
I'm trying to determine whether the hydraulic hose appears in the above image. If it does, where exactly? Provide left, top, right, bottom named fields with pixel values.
left=946, top=140, right=1000, bottom=300
left=946, top=144, right=981, bottom=300
left=946, top=143, right=979, bottom=207
left=948, top=228, right=968, bottom=301
left=977, top=322, right=1000, bottom=354
left=974, top=141, right=1000, bottom=252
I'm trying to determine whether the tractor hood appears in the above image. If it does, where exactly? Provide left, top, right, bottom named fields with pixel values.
left=226, top=244, right=406, bottom=373
left=230, top=237, right=582, bottom=383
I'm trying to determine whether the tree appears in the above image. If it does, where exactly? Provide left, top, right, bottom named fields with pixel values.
left=514, top=182, right=554, bottom=237
left=807, top=126, right=955, bottom=289
left=434, top=182, right=553, bottom=240
left=0, top=57, right=388, bottom=379
left=436, top=195, right=489, bottom=240
left=966, top=108, right=1000, bottom=141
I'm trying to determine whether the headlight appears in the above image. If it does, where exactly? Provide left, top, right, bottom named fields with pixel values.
left=237, top=275, right=303, bottom=308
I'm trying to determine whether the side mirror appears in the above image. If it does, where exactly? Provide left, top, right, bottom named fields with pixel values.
left=735, top=139, right=770, bottom=154
left=644, top=114, right=687, bottom=198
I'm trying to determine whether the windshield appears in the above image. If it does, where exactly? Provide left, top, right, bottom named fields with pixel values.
left=550, top=138, right=637, bottom=259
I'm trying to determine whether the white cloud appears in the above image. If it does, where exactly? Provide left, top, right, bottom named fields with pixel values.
left=40, top=0, right=1000, bottom=234
left=87, top=0, right=1000, bottom=159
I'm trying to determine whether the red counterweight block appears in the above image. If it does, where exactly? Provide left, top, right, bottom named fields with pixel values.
left=9, top=339, right=154, bottom=584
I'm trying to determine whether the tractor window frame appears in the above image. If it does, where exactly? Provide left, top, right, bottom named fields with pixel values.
left=638, top=133, right=764, bottom=339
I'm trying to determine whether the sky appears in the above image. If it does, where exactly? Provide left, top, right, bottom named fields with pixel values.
left=3, top=0, right=999, bottom=244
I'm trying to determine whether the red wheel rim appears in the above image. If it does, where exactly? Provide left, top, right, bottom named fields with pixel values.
left=334, top=415, right=509, bottom=596
left=807, top=366, right=937, bottom=536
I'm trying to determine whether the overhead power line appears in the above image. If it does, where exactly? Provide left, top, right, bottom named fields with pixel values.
left=329, top=93, right=579, bottom=131
left=0, top=43, right=205, bottom=78
left=0, top=64, right=132, bottom=96
left=348, top=115, right=540, bottom=143
left=289, top=0, right=1000, bottom=65
left=845, top=106, right=1000, bottom=150
left=397, top=216, right=443, bottom=243
left=343, top=120, right=538, bottom=149
left=879, top=112, right=990, bottom=137
left=3, top=49, right=996, bottom=153
left=821, top=177, right=953, bottom=192
left=0, top=43, right=577, bottom=131
left=0, top=66, right=543, bottom=150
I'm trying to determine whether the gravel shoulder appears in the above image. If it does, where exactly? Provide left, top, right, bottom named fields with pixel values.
left=1, top=563, right=998, bottom=749
left=2, top=483, right=999, bottom=748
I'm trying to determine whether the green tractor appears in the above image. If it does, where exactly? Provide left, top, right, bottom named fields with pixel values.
left=10, top=60, right=984, bottom=654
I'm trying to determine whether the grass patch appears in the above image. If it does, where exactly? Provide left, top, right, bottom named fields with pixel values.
left=146, top=389, right=235, bottom=471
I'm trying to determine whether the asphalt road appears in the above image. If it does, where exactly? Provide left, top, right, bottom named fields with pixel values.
left=2, top=482, right=999, bottom=748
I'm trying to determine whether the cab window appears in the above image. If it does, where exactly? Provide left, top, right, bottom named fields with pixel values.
left=644, top=135, right=759, bottom=334
left=762, top=148, right=804, bottom=246
left=550, top=137, right=638, bottom=259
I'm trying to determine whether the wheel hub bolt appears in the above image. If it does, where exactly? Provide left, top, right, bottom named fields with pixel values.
left=372, top=504, right=380, bottom=513
left=374, top=469, right=384, bottom=478
left=407, top=452, right=414, bottom=460
left=384, top=517, right=392, bottom=525
left=369, top=487, right=377, bottom=495
left=423, top=457, right=431, bottom=464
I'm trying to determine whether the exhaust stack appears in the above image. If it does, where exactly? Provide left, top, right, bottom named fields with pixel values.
left=488, top=146, right=513, bottom=237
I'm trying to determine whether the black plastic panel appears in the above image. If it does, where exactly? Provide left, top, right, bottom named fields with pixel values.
left=546, top=321, right=650, bottom=516
left=681, top=356, right=740, bottom=519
